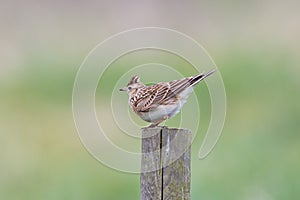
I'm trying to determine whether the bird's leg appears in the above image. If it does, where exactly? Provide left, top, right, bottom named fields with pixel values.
left=148, top=116, right=168, bottom=128
left=148, top=120, right=163, bottom=128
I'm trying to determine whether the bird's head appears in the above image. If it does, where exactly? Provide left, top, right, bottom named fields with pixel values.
left=119, top=75, right=145, bottom=93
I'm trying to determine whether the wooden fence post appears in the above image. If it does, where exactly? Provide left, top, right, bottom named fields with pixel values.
left=140, top=126, right=192, bottom=200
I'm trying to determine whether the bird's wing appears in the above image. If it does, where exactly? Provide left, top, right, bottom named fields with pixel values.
left=134, top=83, right=170, bottom=112
left=169, top=78, right=191, bottom=95
left=161, top=77, right=194, bottom=101
left=131, top=70, right=216, bottom=113
left=163, top=71, right=213, bottom=101
left=133, top=76, right=201, bottom=112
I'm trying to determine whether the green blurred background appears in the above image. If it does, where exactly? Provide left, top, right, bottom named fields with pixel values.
left=1, top=1, right=299, bottom=199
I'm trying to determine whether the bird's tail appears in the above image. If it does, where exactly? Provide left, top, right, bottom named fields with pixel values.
left=190, top=68, right=217, bottom=86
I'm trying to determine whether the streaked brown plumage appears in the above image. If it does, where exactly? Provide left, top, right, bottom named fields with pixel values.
left=120, top=69, right=216, bottom=127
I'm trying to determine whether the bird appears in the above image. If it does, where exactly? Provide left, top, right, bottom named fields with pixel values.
left=119, top=69, right=216, bottom=127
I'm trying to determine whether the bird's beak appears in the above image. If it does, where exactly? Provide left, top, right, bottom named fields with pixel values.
left=119, top=87, right=126, bottom=92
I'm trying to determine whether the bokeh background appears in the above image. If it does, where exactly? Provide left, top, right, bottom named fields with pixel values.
left=1, top=1, right=300, bottom=199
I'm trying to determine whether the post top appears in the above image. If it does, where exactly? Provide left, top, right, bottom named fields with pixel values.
left=141, top=126, right=191, bottom=132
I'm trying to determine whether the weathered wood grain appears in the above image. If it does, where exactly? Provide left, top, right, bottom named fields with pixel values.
left=140, top=127, right=162, bottom=200
left=140, top=127, right=191, bottom=200
left=161, top=128, right=191, bottom=200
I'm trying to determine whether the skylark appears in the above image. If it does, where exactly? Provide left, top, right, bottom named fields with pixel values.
left=119, top=69, right=216, bottom=127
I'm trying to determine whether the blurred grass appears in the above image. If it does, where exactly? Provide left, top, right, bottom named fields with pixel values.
left=1, top=43, right=299, bottom=199
left=1, top=1, right=300, bottom=198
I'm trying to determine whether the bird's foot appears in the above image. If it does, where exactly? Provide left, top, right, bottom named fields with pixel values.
left=147, top=123, right=158, bottom=128
left=147, top=117, right=168, bottom=128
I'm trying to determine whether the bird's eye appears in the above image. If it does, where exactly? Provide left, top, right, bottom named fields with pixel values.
left=128, top=86, right=132, bottom=90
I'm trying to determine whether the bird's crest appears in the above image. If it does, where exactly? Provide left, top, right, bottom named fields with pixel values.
left=127, top=75, right=140, bottom=86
